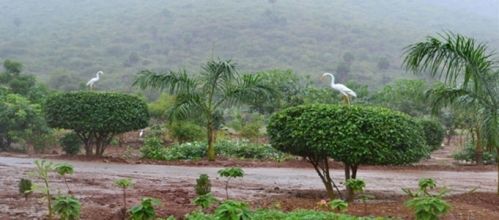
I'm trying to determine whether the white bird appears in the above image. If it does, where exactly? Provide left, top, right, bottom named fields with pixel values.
left=321, top=72, right=357, bottom=105
left=139, top=129, right=144, bottom=138
left=86, top=71, right=103, bottom=89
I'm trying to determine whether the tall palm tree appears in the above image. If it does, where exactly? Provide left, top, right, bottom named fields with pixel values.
left=134, top=59, right=275, bottom=161
left=403, top=33, right=498, bottom=193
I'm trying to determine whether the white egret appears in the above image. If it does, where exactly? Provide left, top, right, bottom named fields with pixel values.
left=321, top=72, right=357, bottom=105
left=86, top=71, right=103, bottom=89
left=139, top=129, right=144, bottom=138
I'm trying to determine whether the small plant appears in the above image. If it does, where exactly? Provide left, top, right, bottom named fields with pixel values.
left=193, top=193, right=219, bottom=209
left=195, top=174, right=212, bottom=196
left=30, top=160, right=55, bottom=220
left=55, top=163, right=74, bottom=193
left=60, top=132, right=82, bottom=156
left=129, top=197, right=160, bottom=220
left=18, top=178, right=33, bottom=200
left=115, top=178, right=134, bottom=216
left=53, top=196, right=81, bottom=220
left=403, top=178, right=451, bottom=220
left=214, top=200, right=251, bottom=220
left=345, top=179, right=368, bottom=213
left=218, top=167, right=244, bottom=199
left=328, top=199, right=348, bottom=213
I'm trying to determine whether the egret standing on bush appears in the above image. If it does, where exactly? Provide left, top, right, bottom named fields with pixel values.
left=321, top=72, right=357, bottom=105
left=86, top=71, right=103, bottom=89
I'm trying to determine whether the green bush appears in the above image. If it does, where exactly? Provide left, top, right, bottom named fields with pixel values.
left=214, top=200, right=251, bottom=220
left=60, top=132, right=82, bottom=156
left=452, top=142, right=497, bottom=164
left=45, top=92, right=149, bottom=156
left=268, top=104, right=428, bottom=198
left=53, top=196, right=81, bottom=220
left=18, top=178, right=32, bottom=200
left=163, top=142, right=207, bottom=160
left=140, top=136, right=167, bottom=160
left=129, top=197, right=160, bottom=220
left=418, top=119, right=445, bottom=151
left=193, top=193, right=218, bottom=209
left=168, top=121, right=205, bottom=143
left=195, top=174, right=211, bottom=196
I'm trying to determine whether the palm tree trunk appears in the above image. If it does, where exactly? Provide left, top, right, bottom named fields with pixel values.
left=475, top=126, right=483, bottom=164
left=207, top=123, right=216, bottom=161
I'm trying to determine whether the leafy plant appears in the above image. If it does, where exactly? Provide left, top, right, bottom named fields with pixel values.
left=55, top=163, right=74, bottom=193
left=268, top=104, right=428, bottom=199
left=195, top=174, right=212, bottom=196
left=59, top=132, right=82, bottom=156
left=18, top=178, right=33, bottom=200
left=193, top=193, right=219, bottom=209
left=328, top=199, right=348, bottom=213
left=30, top=160, right=55, bottom=219
left=53, top=196, right=81, bottom=220
left=214, top=200, right=251, bottom=220
left=129, top=197, right=161, bottom=220
left=218, top=167, right=245, bottom=199
left=45, top=92, right=149, bottom=156
left=168, top=121, right=205, bottom=143
left=345, top=179, right=369, bottom=213
left=403, top=178, right=451, bottom=220
left=115, top=178, right=134, bottom=216
left=140, top=136, right=166, bottom=160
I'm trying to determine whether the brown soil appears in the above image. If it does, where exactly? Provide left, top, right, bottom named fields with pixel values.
left=0, top=135, right=497, bottom=219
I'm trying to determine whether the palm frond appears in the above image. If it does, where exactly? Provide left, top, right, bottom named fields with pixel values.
left=221, top=74, right=277, bottom=107
left=167, top=92, right=206, bottom=121
left=403, top=32, right=494, bottom=90
left=133, top=69, right=197, bottom=94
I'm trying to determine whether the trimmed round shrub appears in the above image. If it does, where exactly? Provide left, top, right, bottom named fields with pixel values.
left=59, top=132, right=82, bottom=156
left=45, top=92, right=149, bottom=156
left=268, top=104, right=429, bottom=198
left=418, top=118, right=445, bottom=151
left=268, top=104, right=429, bottom=166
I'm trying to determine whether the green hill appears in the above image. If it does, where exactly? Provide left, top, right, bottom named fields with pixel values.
left=0, top=0, right=497, bottom=90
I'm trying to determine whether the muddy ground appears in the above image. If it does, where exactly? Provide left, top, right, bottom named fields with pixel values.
left=0, top=138, right=497, bottom=220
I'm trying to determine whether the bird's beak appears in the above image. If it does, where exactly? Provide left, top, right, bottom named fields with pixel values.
left=320, top=76, right=324, bottom=80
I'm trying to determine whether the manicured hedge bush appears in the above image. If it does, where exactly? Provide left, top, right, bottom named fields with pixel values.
left=45, top=92, right=149, bottom=156
left=418, top=118, right=445, bottom=151
left=268, top=104, right=429, bottom=199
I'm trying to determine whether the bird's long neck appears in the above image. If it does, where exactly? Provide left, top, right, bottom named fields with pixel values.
left=96, top=73, right=100, bottom=79
left=327, top=74, right=335, bottom=86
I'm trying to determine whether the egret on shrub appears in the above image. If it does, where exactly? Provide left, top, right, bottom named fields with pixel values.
left=321, top=72, right=356, bottom=104
left=86, top=71, right=103, bottom=89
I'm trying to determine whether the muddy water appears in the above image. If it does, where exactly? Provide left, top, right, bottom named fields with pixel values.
left=0, top=156, right=495, bottom=194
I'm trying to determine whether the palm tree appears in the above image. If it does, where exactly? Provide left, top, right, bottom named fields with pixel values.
left=403, top=33, right=498, bottom=193
left=134, top=59, right=275, bottom=161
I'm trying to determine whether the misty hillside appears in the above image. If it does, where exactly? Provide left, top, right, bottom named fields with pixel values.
left=0, top=0, right=498, bottom=90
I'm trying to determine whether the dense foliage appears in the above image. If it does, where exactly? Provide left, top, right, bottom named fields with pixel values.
left=45, top=92, right=149, bottom=156
left=268, top=104, right=428, bottom=198
left=0, top=60, right=52, bottom=151
left=53, top=196, right=81, bottom=220
left=59, top=132, right=82, bottom=156
left=418, top=119, right=445, bottom=151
